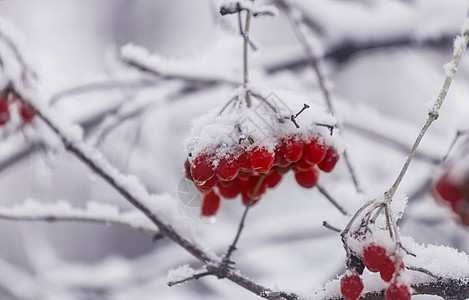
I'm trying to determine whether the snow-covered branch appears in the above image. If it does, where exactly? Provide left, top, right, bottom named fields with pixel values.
left=0, top=199, right=157, bottom=234
left=121, top=44, right=241, bottom=86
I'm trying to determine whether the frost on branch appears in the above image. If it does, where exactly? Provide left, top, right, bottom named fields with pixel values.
left=121, top=43, right=240, bottom=85
left=0, top=199, right=157, bottom=233
left=167, top=265, right=196, bottom=285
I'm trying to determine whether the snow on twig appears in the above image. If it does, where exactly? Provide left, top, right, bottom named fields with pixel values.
left=0, top=199, right=157, bottom=234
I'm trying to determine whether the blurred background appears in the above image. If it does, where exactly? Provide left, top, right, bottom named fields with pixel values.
left=0, top=0, right=468, bottom=299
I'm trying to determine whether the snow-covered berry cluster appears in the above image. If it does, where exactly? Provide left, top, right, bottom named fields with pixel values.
left=0, top=91, right=35, bottom=126
left=433, top=168, right=469, bottom=224
left=340, top=242, right=411, bottom=300
left=184, top=90, right=342, bottom=217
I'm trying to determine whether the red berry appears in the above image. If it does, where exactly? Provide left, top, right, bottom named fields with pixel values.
left=434, top=174, right=461, bottom=206
left=242, top=176, right=267, bottom=206
left=0, top=99, right=10, bottom=126
left=363, top=243, right=387, bottom=272
left=216, top=157, right=239, bottom=181
left=380, top=256, right=403, bottom=282
left=217, top=178, right=242, bottom=199
left=280, top=137, right=304, bottom=163
left=292, top=156, right=315, bottom=173
left=318, top=147, right=339, bottom=172
left=340, top=273, right=363, bottom=300
left=275, top=165, right=291, bottom=175
left=303, top=139, right=327, bottom=164
left=195, top=177, right=217, bottom=193
left=294, top=168, right=319, bottom=188
left=238, top=151, right=252, bottom=172
left=190, top=155, right=215, bottom=184
left=250, top=147, right=274, bottom=174
left=201, top=190, right=221, bottom=216
left=385, top=283, right=411, bottom=300
left=19, top=102, right=35, bottom=122
left=265, top=169, right=283, bottom=188
left=237, top=171, right=251, bottom=182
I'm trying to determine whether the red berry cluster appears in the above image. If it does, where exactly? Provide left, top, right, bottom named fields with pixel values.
left=342, top=243, right=410, bottom=300
left=185, top=135, right=340, bottom=217
left=0, top=92, right=35, bottom=126
left=433, top=171, right=469, bottom=224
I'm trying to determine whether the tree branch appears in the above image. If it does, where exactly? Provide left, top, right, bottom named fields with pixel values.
left=0, top=200, right=158, bottom=235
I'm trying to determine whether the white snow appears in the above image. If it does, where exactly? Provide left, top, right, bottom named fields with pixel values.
left=185, top=86, right=341, bottom=165
left=167, top=264, right=196, bottom=284
left=0, top=199, right=157, bottom=233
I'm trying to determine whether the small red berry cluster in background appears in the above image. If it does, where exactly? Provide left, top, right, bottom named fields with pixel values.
left=341, top=243, right=411, bottom=300
left=0, top=92, right=35, bottom=126
left=185, top=134, right=340, bottom=217
left=433, top=171, right=469, bottom=224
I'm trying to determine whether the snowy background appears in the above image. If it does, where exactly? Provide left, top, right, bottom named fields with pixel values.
left=0, top=0, right=469, bottom=299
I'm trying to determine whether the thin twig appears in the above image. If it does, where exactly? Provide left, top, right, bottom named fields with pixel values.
left=0, top=30, right=38, bottom=83
left=322, top=221, right=341, bottom=233
left=49, top=79, right=157, bottom=105
left=167, top=271, right=212, bottom=287
left=442, top=130, right=469, bottom=162
left=277, top=0, right=363, bottom=193
left=406, top=266, right=441, bottom=279
left=316, top=184, right=347, bottom=216
left=387, top=25, right=469, bottom=200
left=221, top=175, right=266, bottom=271
left=0, top=212, right=157, bottom=234
left=122, top=58, right=240, bottom=86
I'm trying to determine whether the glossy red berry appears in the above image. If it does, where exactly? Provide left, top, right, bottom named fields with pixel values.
left=434, top=174, right=461, bottom=206
left=216, top=157, right=239, bottom=181
left=217, top=178, right=242, bottom=199
left=294, top=168, right=319, bottom=188
left=385, top=283, right=411, bottom=300
left=242, top=176, right=267, bottom=206
left=280, top=137, right=304, bottom=163
left=265, top=169, right=283, bottom=188
left=19, top=102, right=35, bottom=122
left=0, top=99, right=10, bottom=126
left=190, top=155, right=215, bottom=184
left=201, top=190, right=221, bottom=216
left=238, top=151, right=252, bottom=172
left=340, top=273, right=364, bottom=300
left=318, top=147, right=339, bottom=172
left=363, top=243, right=387, bottom=272
left=303, top=139, right=327, bottom=164
left=237, top=171, right=251, bottom=182
left=380, top=256, right=403, bottom=282
left=292, top=156, right=314, bottom=173
left=195, top=177, right=217, bottom=194
left=250, top=147, right=274, bottom=174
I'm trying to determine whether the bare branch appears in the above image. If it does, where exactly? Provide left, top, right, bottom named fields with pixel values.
left=316, top=184, right=348, bottom=216
left=49, top=78, right=158, bottom=105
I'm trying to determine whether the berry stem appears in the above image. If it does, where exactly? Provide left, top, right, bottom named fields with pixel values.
left=316, top=184, right=347, bottom=216
left=222, top=174, right=265, bottom=267
left=240, top=5, right=253, bottom=107
left=386, top=26, right=469, bottom=201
